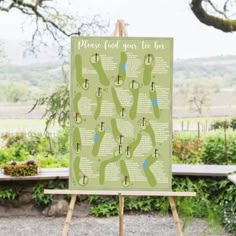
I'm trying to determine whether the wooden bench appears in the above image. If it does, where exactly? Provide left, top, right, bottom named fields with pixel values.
left=1, top=164, right=236, bottom=183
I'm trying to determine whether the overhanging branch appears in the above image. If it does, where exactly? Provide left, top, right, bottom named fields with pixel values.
left=190, top=0, right=236, bottom=32
left=0, top=0, right=108, bottom=56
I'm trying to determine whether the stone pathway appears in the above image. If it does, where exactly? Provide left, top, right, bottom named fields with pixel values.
left=0, top=214, right=232, bottom=236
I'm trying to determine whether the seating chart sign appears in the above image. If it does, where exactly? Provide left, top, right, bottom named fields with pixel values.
left=70, top=37, right=173, bottom=191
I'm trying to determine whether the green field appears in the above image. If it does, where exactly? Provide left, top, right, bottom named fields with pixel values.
left=0, top=119, right=58, bottom=133
left=0, top=117, right=233, bottom=134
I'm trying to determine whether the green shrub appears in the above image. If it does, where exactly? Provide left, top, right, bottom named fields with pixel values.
left=56, top=128, right=69, bottom=155
left=88, top=195, right=118, bottom=217
left=172, top=137, right=202, bottom=164
left=0, top=188, right=17, bottom=200
left=217, top=179, right=236, bottom=235
left=0, top=147, right=29, bottom=164
left=32, top=183, right=53, bottom=207
left=201, top=135, right=236, bottom=164
left=1, top=132, right=51, bottom=156
left=36, top=154, right=69, bottom=168
left=32, top=180, right=67, bottom=207
left=230, top=117, right=236, bottom=131
left=90, top=202, right=118, bottom=217
left=210, top=120, right=226, bottom=130
left=125, top=196, right=156, bottom=212
left=0, top=130, right=69, bottom=167
left=222, top=200, right=236, bottom=234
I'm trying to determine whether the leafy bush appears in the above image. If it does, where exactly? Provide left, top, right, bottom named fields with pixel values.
left=0, top=146, right=29, bottom=164
left=217, top=180, right=236, bottom=235
left=32, top=183, right=53, bottom=207
left=230, top=117, right=236, bottom=131
left=201, top=135, right=236, bottom=164
left=2, top=160, right=38, bottom=176
left=0, top=130, right=69, bottom=167
left=88, top=195, right=118, bottom=217
left=32, top=180, right=67, bottom=207
left=2, top=132, right=50, bottom=156
left=90, top=202, right=119, bottom=217
left=210, top=120, right=230, bottom=130
left=36, top=154, right=69, bottom=168
left=172, top=137, right=202, bottom=164
left=0, top=188, right=17, bottom=200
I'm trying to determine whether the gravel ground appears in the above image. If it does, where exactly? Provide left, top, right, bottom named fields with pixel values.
left=0, top=215, right=232, bottom=236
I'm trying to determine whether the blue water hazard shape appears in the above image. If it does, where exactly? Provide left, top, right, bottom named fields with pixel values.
left=122, top=63, right=126, bottom=72
left=94, top=134, right=99, bottom=143
left=152, top=98, right=158, bottom=107
left=143, top=160, right=148, bottom=169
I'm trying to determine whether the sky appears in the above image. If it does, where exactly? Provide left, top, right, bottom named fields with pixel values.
left=0, top=0, right=236, bottom=62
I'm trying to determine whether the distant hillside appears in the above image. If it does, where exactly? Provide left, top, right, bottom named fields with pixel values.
left=0, top=62, right=64, bottom=102
left=174, top=55, right=236, bottom=85
left=0, top=62, right=63, bottom=87
left=173, top=55, right=236, bottom=117
left=0, top=55, right=236, bottom=117
left=1, top=55, right=236, bottom=88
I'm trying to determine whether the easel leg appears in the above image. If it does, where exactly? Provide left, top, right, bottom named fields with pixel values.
left=62, top=195, right=77, bottom=236
left=118, top=193, right=124, bottom=236
left=168, top=196, right=183, bottom=236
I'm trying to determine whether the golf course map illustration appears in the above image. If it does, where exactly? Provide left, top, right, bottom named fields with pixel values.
left=70, top=37, right=173, bottom=191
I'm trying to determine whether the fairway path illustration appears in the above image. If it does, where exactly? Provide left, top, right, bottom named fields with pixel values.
left=127, top=132, right=142, bottom=158
left=73, top=127, right=82, bottom=154
left=115, top=52, right=127, bottom=86
left=94, top=88, right=102, bottom=120
left=150, top=82, right=160, bottom=119
left=75, top=54, right=89, bottom=89
left=92, top=122, right=105, bottom=157
left=73, top=92, right=83, bottom=124
left=90, top=53, right=110, bottom=86
left=141, top=118, right=156, bottom=146
left=73, top=155, right=88, bottom=186
left=142, top=153, right=157, bottom=187
left=129, top=80, right=140, bottom=120
left=111, top=119, right=122, bottom=142
left=99, top=151, right=123, bottom=185
left=143, top=53, right=155, bottom=85
left=72, top=127, right=86, bottom=186
left=120, top=160, right=130, bottom=187
left=111, top=87, right=123, bottom=116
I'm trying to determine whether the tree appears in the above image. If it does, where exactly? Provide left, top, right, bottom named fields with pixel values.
left=0, top=0, right=107, bottom=55
left=187, top=82, right=212, bottom=116
left=0, top=0, right=108, bottom=130
left=7, top=83, right=31, bottom=102
left=190, top=0, right=236, bottom=32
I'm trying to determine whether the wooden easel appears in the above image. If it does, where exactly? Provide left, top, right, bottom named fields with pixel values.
left=44, top=20, right=196, bottom=236
left=113, top=19, right=128, bottom=37
left=44, top=189, right=196, bottom=236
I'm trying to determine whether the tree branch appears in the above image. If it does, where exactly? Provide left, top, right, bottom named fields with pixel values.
left=190, top=0, right=236, bottom=32
left=0, top=0, right=108, bottom=56
left=207, top=0, right=228, bottom=19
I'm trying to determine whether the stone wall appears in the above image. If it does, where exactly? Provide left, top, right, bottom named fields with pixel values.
left=0, top=180, right=89, bottom=217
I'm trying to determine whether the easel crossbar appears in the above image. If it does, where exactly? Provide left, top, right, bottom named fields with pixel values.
left=44, top=189, right=196, bottom=197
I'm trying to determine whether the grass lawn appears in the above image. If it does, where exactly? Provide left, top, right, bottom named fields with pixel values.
left=0, top=117, right=233, bottom=134
left=0, top=119, right=58, bottom=134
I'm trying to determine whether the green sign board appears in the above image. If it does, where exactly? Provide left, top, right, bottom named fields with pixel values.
left=70, top=37, right=173, bottom=191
